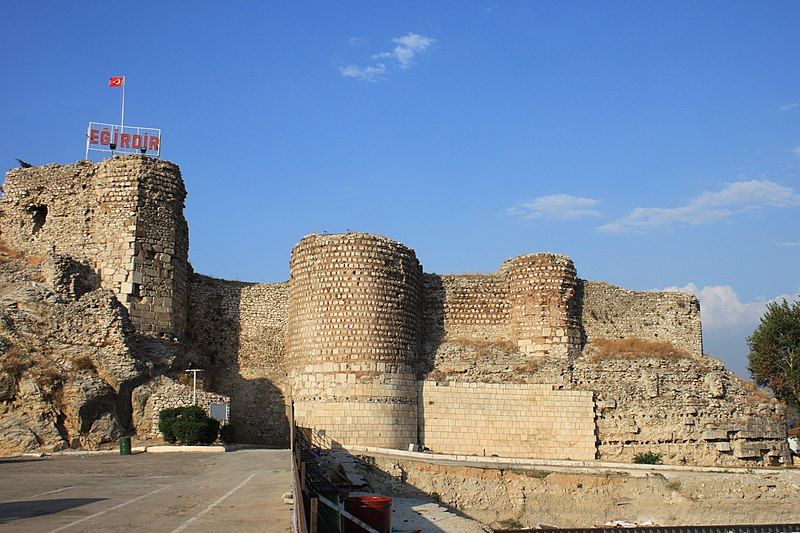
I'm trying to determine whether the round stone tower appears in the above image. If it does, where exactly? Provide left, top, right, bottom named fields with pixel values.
left=502, top=253, right=582, bottom=361
left=287, top=233, right=423, bottom=449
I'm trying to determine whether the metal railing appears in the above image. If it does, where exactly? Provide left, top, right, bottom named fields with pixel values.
left=290, top=406, right=381, bottom=533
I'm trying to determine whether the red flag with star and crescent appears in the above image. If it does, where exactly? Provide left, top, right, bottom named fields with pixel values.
left=108, top=76, right=124, bottom=88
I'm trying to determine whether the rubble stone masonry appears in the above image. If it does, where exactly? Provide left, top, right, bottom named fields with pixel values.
left=1, top=158, right=787, bottom=465
left=286, top=233, right=423, bottom=448
left=0, top=156, right=188, bottom=338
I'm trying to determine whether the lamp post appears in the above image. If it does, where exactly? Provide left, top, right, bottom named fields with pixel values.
left=185, top=369, right=204, bottom=405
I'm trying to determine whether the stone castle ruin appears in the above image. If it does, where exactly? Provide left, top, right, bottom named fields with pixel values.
left=0, top=156, right=789, bottom=465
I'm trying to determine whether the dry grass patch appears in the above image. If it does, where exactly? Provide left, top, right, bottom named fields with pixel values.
left=585, top=338, right=690, bottom=362
left=72, top=355, right=96, bottom=372
left=741, top=380, right=773, bottom=404
left=1, top=346, right=30, bottom=377
left=0, top=241, right=24, bottom=262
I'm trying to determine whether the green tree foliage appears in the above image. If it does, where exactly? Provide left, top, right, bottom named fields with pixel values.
left=158, top=406, right=220, bottom=445
left=747, top=299, right=800, bottom=412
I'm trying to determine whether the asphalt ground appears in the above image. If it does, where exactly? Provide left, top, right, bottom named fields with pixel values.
left=0, top=449, right=292, bottom=532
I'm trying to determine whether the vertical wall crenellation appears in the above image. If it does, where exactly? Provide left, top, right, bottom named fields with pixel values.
left=287, top=233, right=423, bottom=448
left=502, top=253, right=582, bottom=361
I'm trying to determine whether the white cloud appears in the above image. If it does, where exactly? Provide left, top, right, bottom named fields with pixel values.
left=664, top=283, right=797, bottom=330
left=506, top=194, right=602, bottom=220
left=598, top=179, right=800, bottom=234
left=791, top=146, right=800, bottom=157
left=374, top=33, right=436, bottom=69
left=340, top=32, right=435, bottom=82
left=339, top=63, right=386, bottom=83
left=776, top=241, right=800, bottom=248
left=348, top=37, right=367, bottom=47
left=780, top=103, right=799, bottom=112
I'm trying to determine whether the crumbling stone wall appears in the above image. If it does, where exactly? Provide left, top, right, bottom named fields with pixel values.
left=420, top=381, right=595, bottom=460
left=186, top=274, right=289, bottom=446
left=572, top=356, right=788, bottom=466
left=287, top=233, right=423, bottom=449
left=0, top=156, right=189, bottom=338
left=580, top=281, right=703, bottom=356
left=0, top=158, right=782, bottom=464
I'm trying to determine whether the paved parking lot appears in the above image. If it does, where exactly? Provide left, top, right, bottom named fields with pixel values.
left=0, top=449, right=292, bottom=532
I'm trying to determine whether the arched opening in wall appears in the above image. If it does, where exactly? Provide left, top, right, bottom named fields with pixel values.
left=29, top=205, right=48, bottom=235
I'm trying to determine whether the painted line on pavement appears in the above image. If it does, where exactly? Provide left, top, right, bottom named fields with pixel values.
left=170, top=472, right=259, bottom=533
left=48, top=484, right=171, bottom=532
left=4, top=485, right=78, bottom=502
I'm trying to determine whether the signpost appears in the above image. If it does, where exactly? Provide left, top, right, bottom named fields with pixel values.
left=185, top=369, right=204, bottom=405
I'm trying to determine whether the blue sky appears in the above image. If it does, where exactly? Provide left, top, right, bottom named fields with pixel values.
left=1, top=1, right=798, bottom=377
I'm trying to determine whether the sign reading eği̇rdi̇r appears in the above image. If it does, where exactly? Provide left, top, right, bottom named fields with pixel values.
left=85, top=122, right=161, bottom=158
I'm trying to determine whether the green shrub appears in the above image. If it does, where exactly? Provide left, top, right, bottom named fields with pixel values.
left=219, top=424, right=235, bottom=445
left=173, top=416, right=220, bottom=445
left=633, top=451, right=663, bottom=464
left=158, top=406, right=219, bottom=445
left=158, top=407, right=181, bottom=443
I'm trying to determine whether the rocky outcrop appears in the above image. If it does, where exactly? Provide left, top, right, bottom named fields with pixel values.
left=0, top=247, right=205, bottom=454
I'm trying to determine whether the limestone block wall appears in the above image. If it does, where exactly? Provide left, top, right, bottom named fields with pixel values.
left=287, top=233, right=423, bottom=449
left=571, top=356, right=789, bottom=466
left=0, top=156, right=189, bottom=338
left=420, top=381, right=596, bottom=460
left=580, top=281, right=702, bottom=356
left=186, top=274, right=289, bottom=445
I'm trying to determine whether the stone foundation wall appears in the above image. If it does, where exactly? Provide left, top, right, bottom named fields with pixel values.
left=580, top=281, right=703, bottom=356
left=420, top=381, right=596, bottom=460
left=571, top=356, right=788, bottom=466
left=186, top=274, right=289, bottom=446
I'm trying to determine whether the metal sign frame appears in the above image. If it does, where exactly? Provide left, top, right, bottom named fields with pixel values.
left=85, top=121, right=162, bottom=159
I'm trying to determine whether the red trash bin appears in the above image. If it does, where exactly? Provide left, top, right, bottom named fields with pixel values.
left=343, top=495, right=392, bottom=533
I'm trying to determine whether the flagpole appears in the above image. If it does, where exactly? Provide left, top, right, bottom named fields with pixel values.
left=120, top=76, right=126, bottom=134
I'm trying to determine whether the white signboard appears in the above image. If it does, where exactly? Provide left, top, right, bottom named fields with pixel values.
left=210, top=403, right=229, bottom=422
left=85, top=122, right=161, bottom=158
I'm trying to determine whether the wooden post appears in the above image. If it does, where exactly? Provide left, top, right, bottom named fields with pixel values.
left=309, top=498, right=318, bottom=533
left=300, top=461, right=307, bottom=490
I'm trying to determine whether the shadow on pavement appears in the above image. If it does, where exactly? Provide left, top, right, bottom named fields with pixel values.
left=0, top=498, right=106, bottom=523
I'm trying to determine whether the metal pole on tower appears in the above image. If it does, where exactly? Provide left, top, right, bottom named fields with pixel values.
left=120, top=76, right=126, bottom=133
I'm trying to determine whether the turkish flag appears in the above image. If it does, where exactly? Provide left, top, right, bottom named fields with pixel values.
left=108, top=76, right=124, bottom=88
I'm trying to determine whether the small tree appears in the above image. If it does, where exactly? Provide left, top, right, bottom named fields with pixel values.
left=747, top=299, right=800, bottom=413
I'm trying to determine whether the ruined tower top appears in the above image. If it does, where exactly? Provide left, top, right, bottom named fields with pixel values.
left=0, top=155, right=189, bottom=338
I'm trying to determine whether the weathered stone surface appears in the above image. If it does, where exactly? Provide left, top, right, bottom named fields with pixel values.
left=0, top=158, right=788, bottom=467
left=0, top=156, right=188, bottom=338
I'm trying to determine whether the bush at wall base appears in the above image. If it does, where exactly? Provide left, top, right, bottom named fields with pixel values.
left=633, top=451, right=663, bottom=465
left=158, top=406, right=220, bottom=445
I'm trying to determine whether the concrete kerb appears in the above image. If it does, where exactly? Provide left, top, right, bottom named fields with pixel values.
left=2, top=445, right=243, bottom=459
left=344, top=445, right=785, bottom=475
